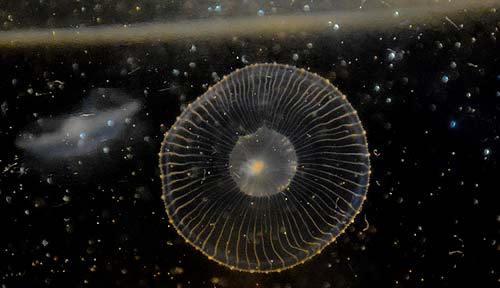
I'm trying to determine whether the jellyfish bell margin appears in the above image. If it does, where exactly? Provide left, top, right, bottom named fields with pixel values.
left=159, top=63, right=371, bottom=273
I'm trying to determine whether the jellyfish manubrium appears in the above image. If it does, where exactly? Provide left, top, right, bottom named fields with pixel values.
left=159, top=63, right=370, bottom=272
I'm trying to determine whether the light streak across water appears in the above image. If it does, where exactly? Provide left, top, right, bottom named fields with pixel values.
left=0, top=0, right=498, bottom=47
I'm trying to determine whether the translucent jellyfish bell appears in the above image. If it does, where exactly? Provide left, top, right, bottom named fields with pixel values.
left=159, top=63, right=370, bottom=272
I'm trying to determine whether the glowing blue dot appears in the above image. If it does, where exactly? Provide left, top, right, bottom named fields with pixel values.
left=441, top=75, right=449, bottom=83
left=214, top=5, right=221, bottom=12
left=207, top=6, right=212, bottom=12
left=257, top=9, right=265, bottom=16
left=449, top=120, right=457, bottom=129
left=107, top=120, right=114, bottom=127
left=79, top=132, right=87, bottom=139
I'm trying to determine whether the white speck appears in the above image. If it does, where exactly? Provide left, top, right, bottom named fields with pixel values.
left=483, top=148, right=491, bottom=156
left=388, top=52, right=396, bottom=61
left=241, top=55, right=249, bottom=64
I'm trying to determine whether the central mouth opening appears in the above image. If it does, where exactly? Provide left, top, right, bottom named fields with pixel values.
left=246, top=159, right=266, bottom=175
left=229, top=126, right=298, bottom=197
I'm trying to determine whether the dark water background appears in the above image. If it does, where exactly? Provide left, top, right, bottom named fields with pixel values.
left=1, top=1, right=499, bottom=287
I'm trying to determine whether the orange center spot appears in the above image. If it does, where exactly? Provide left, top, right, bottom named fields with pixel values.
left=251, top=160, right=265, bottom=175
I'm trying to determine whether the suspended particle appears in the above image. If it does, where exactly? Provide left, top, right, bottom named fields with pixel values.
left=449, top=120, right=457, bottom=129
left=483, top=148, right=491, bottom=157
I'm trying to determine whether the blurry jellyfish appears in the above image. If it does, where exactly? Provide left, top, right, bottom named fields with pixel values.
left=16, top=88, right=141, bottom=159
left=159, top=64, right=370, bottom=272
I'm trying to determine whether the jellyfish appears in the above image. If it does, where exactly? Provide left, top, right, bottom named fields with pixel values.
left=159, top=63, right=370, bottom=272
